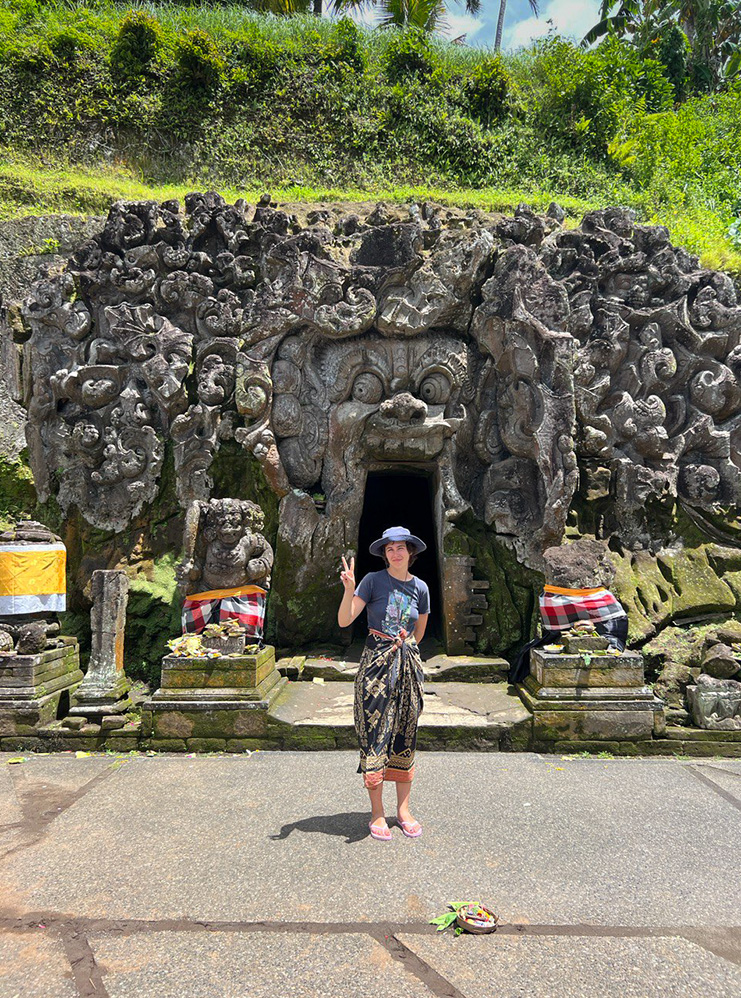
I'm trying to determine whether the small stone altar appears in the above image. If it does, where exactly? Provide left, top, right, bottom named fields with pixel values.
left=0, top=521, right=83, bottom=742
left=142, top=498, right=284, bottom=751
left=520, top=629, right=666, bottom=749
left=142, top=639, right=284, bottom=752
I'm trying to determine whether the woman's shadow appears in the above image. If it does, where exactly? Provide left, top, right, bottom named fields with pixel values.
left=270, top=811, right=372, bottom=844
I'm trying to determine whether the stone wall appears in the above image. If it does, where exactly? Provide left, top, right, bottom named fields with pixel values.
left=4, top=199, right=741, bottom=671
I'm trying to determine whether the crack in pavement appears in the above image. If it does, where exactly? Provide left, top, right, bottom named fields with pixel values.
left=0, top=760, right=127, bottom=863
left=693, top=763, right=741, bottom=780
left=59, top=926, right=111, bottom=998
left=370, top=927, right=467, bottom=998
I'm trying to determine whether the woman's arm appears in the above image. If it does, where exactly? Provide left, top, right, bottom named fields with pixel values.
left=413, top=613, right=429, bottom=643
left=338, top=593, right=366, bottom=628
left=337, top=555, right=366, bottom=628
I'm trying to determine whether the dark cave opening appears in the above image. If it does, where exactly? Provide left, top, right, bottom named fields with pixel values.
left=355, top=470, right=441, bottom=640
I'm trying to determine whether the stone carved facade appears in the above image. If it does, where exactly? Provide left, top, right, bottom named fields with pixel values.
left=18, top=196, right=741, bottom=650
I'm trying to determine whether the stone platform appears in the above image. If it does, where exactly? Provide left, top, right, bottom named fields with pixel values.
left=521, top=643, right=666, bottom=751
left=141, top=644, right=287, bottom=752
left=266, top=681, right=532, bottom=751
left=0, top=637, right=83, bottom=743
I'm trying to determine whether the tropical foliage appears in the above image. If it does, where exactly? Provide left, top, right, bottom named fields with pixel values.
left=314, top=0, right=480, bottom=33
left=584, top=0, right=741, bottom=91
left=0, top=3, right=739, bottom=272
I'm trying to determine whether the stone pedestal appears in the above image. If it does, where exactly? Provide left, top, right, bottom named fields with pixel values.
left=142, top=644, right=285, bottom=751
left=519, top=641, right=665, bottom=748
left=70, top=570, right=131, bottom=717
left=0, top=637, right=83, bottom=738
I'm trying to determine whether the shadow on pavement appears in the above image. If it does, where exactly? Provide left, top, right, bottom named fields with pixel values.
left=270, top=811, right=371, bottom=844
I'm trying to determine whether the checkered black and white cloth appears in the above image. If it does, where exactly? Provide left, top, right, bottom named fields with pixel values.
left=182, top=586, right=266, bottom=640
left=539, top=586, right=626, bottom=632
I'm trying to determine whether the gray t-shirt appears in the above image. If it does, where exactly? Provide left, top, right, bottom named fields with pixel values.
left=355, top=570, right=430, bottom=637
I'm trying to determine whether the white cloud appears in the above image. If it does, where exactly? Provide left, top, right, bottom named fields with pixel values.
left=442, top=14, right=486, bottom=42
left=502, top=0, right=600, bottom=51
left=342, top=6, right=378, bottom=29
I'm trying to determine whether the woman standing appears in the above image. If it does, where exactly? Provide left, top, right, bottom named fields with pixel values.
left=338, top=526, right=430, bottom=841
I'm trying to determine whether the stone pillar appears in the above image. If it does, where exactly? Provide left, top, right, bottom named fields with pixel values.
left=70, top=570, right=131, bottom=716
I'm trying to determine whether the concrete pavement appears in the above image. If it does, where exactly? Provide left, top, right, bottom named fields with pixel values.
left=1, top=750, right=740, bottom=997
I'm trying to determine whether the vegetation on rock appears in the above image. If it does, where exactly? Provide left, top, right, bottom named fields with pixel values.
left=0, top=4, right=739, bottom=269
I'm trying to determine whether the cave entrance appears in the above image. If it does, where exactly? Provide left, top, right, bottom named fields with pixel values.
left=355, top=470, right=441, bottom=645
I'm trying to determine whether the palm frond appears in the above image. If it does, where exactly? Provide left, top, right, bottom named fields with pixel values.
left=377, top=0, right=449, bottom=31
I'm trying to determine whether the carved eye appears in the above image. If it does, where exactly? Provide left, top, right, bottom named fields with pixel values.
left=351, top=372, right=383, bottom=404
left=419, top=373, right=451, bottom=405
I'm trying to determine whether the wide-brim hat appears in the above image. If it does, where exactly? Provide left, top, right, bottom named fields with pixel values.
left=369, top=526, right=427, bottom=558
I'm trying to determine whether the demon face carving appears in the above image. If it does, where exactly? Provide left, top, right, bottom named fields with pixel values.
left=271, top=332, right=483, bottom=517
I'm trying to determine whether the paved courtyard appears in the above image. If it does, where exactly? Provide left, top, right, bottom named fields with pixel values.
left=1, top=750, right=740, bottom=997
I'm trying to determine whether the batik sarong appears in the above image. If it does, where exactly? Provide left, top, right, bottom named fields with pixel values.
left=182, top=585, right=266, bottom=639
left=354, top=630, right=424, bottom=788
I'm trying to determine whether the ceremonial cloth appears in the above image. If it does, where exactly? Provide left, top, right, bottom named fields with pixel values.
left=539, top=585, right=626, bottom=632
left=0, top=542, right=66, bottom=615
left=182, top=585, right=266, bottom=639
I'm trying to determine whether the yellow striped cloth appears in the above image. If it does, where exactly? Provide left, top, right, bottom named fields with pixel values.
left=0, top=542, right=66, bottom=615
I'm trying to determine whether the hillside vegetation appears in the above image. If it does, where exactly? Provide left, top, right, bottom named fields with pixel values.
left=1, top=2, right=740, bottom=271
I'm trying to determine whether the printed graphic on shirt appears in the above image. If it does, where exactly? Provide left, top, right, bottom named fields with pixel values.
left=382, top=589, right=413, bottom=636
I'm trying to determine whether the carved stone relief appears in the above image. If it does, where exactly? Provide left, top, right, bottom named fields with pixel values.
left=17, top=196, right=741, bottom=648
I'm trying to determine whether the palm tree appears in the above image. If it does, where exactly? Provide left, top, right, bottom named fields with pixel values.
left=326, top=0, right=483, bottom=33
left=494, top=0, right=540, bottom=51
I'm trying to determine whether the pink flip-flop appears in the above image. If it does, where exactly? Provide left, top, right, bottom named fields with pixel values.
left=368, top=820, right=392, bottom=842
left=397, top=817, right=423, bottom=838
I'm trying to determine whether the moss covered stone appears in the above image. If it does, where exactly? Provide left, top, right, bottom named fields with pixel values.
left=445, top=514, right=543, bottom=657
left=0, top=452, right=37, bottom=528
left=126, top=553, right=181, bottom=687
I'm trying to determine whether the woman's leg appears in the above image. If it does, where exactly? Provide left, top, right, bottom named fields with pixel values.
left=396, top=780, right=420, bottom=829
left=368, top=782, right=387, bottom=829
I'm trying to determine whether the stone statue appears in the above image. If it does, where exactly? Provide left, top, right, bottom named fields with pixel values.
left=542, top=540, right=618, bottom=590
left=177, top=498, right=273, bottom=595
left=687, top=674, right=741, bottom=730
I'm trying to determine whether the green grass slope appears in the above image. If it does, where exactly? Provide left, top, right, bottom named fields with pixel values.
left=0, top=4, right=740, bottom=272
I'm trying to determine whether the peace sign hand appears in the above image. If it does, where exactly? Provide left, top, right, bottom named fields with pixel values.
left=340, top=555, right=356, bottom=593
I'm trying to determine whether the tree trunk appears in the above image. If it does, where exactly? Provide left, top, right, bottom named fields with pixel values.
left=495, top=0, right=507, bottom=51
left=313, top=0, right=322, bottom=15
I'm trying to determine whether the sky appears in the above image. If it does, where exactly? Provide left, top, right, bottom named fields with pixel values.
left=348, top=0, right=603, bottom=51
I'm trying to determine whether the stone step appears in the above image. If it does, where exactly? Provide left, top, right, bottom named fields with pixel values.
left=664, top=724, right=741, bottom=742
left=267, top=681, right=532, bottom=751
left=278, top=652, right=510, bottom=684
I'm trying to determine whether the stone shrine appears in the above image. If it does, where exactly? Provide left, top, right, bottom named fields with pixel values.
left=522, top=630, right=665, bottom=749
left=143, top=497, right=284, bottom=750
left=0, top=521, right=83, bottom=740
left=5, top=195, right=741, bottom=752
